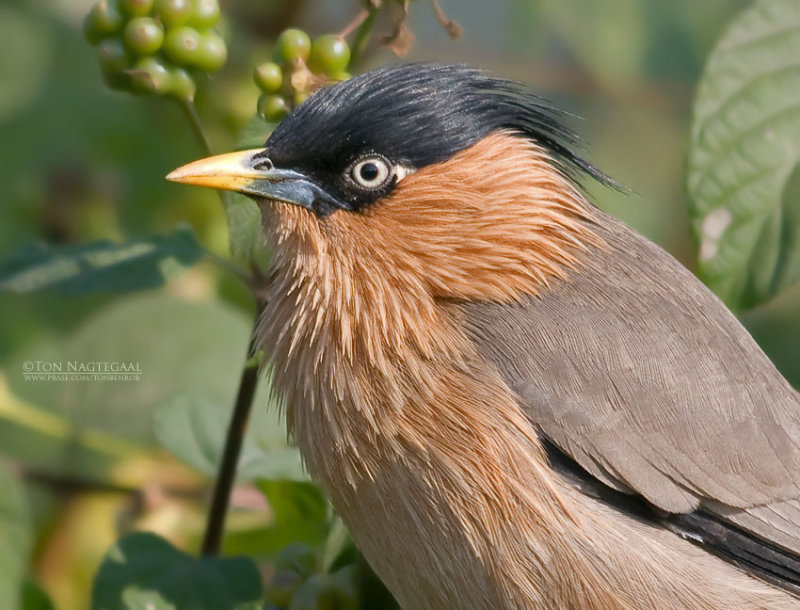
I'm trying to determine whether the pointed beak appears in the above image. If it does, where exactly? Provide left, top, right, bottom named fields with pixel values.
left=167, top=149, right=343, bottom=211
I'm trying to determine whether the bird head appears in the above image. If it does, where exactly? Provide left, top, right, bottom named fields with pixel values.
left=168, top=64, right=607, bottom=302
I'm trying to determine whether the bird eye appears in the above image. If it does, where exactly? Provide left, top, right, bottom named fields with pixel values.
left=350, top=157, right=391, bottom=189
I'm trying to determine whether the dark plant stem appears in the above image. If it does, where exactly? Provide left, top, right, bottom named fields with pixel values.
left=201, top=301, right=265, bottom=556
left=179, top=100, right=212, bottom=156
left=172, top=101, right=264, bottom=556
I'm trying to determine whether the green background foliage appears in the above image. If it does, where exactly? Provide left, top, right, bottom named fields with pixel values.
left=1, top=0, right=799, bottom=608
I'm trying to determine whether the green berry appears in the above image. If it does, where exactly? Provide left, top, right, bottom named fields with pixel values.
left=259, top=94, right=290, bottom=122
left=293, top=91, right=310, bottom=107
left=193, top=31, right=227, bottom=71
left=97, top=37, right=134, bottom=75
left=83, top=0, right=125, bottom=44
left=274, top=28, right=311, bottom=63
left=308, top=35, right=350, bottom=75
left=128, top=56, right=171, bottom=95
left=167, top=67, right=196, bottom=101
left=119, top=0, right=153, bottom=16
left=123, top=17, right=164, bottom=55
left=163, top=26, right=201, bottom=65
left=328, top=71, right=351, bottom=82
left=254, top=62, right=283, bottom=93
left=155, top=0, right=192, bottom=26
left=189, top=0, right=221, bottom=29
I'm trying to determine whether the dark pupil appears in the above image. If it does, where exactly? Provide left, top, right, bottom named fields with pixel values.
left=360, top=162, right=380, bottom=182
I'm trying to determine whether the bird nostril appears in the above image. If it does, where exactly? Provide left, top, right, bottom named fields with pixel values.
left=251, top=152, right=274, bottom=171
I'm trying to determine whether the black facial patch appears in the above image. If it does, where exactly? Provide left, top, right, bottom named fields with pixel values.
left=262, top=63, right=609, bottom=215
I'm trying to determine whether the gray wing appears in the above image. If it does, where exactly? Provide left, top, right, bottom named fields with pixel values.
left=460, top=210, right=800, bottom=554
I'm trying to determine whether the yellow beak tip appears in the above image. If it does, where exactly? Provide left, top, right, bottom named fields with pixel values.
left=165, top=169, right=187, bottom=183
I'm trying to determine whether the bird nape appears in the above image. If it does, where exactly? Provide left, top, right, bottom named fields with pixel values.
left=169, top=63, right=800, bottom=609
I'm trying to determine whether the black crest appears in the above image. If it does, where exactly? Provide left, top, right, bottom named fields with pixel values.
left=263, top=63, right=610, bottom=212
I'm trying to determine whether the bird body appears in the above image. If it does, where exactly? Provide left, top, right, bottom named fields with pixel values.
left=169, top=64, right=800, bottom=609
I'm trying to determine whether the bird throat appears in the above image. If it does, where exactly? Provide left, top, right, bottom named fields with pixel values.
left=254, top=133, right=610, bottom=608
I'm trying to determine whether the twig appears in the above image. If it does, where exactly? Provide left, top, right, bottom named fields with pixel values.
left=20, top=466, right=204, bottom=501
left=23, top=467, right=141, bottom=497
left=339, top=9, right=370, bottom=40
left=430, top=0, right=463, bottom=39
left=178, top=100, right=212, bottom=157
left=200, top=301, right=265, bottom=556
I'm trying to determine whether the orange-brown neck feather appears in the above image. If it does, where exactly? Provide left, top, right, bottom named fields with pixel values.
left=257, top=130, right=602, bottom=470
left=258, top=130, right=601, bottom=445
left=256, top=131, right=610, bottom=606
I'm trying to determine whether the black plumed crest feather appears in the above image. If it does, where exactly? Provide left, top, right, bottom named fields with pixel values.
left=263, top=63, right=615, bottom=212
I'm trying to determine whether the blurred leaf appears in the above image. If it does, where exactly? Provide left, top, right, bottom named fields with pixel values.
left=0, top=460, right=31, bottom=610
left=91, top=532, right=263, bottom=610
left=744, top=284, right=800, bottom=390
left=237, top=114, right=274, bottom=149
left=22, top=580, right=56, bottom=610
left=217, top=114, right=274, bottom=267
left=0, top=6, right=50, bottom=121
left=541, top=0, right=646, bottom=85
left=0, top=227, right=207, bottom=296
left=321, top=517, right=351, bottom=572
left=289, top=568, right=359, bottom=610
left=6, top=292, right=257, bottom=449
left=0, top=381, right=139, bottom=481
left=257, top=480, right=328, bottom=534
left=153, top=393, right=306, bottom=481
left=220, top=191, right=267, bottom=265
left=224, top=480, right=328, bottom=558
left=687, top=0, right=800, bottom=310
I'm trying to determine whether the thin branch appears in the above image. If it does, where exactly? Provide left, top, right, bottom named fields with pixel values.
left=20, top=466, right=203, bottom=501
left=205, top=252, right=254, bottom=286
left=339, top=8, right=370, bottom=40
left=178, top=100, right=212, bottom=157
left=200, top=301, right=265, bottom=556
left=23, top=467, right=141, bottom=497
left=430, top=0, right=463, bottom=39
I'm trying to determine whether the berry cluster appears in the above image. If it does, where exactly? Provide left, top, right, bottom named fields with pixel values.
left=265, top=544, right=358, bottom=610
left=84, top=0, right=225, bottom=101
left=253, top=28, right=351, bottom=123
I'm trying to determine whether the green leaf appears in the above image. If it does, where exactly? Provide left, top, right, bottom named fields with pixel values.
left=21, top=580, right=56, bottom=610
left=0, top=227, right=207, bottom=296
left=541, top=0, right=646, bottom=85
left=223, top=480, right=328, bottom=558
left=289, top=568, right=359, bottom=610
left=220, top=191, right=268, bottom=266
left=5, top=293, right=257, bottom=452
left=237, top=114, right=275, bottom=150
left=219, top=114, right=274, bottom=267
left=91, top=532, right=263, bottom=610
left=0, top=6, right=49, bottom=122
left=687, top=0, right=800, bottom=310
left=321, top=517, right=351, bottom=573
left=0, top=460, right=32, bottom=610
left=152, top=393, right=306, bottom=481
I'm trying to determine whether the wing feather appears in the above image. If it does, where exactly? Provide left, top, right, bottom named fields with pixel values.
left=459, top=210, right=800, bottom=553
